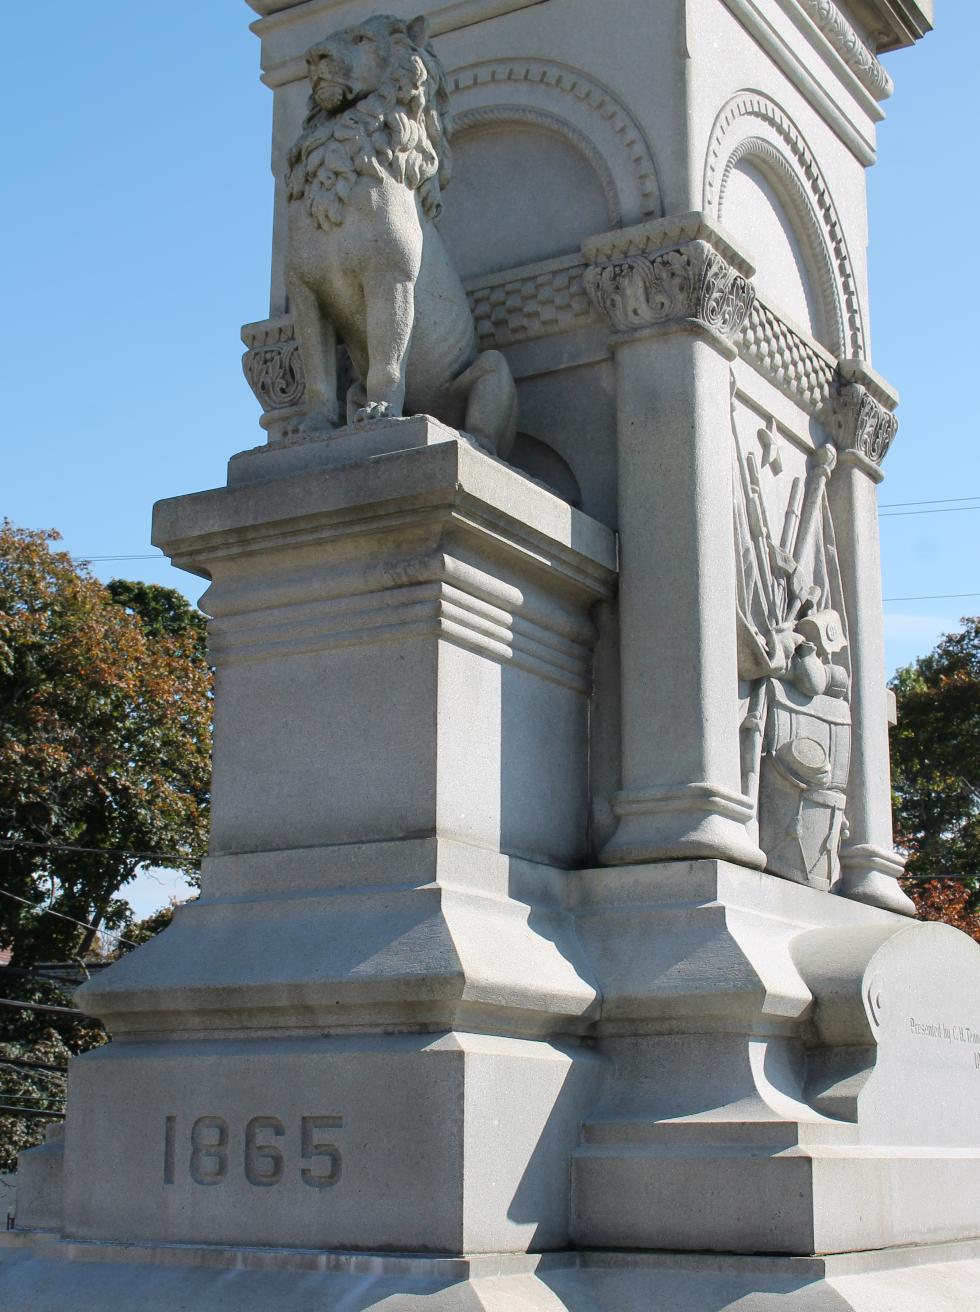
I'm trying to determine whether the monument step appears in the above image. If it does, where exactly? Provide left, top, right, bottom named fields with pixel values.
left=3, top=1233, right=980, bottom=1310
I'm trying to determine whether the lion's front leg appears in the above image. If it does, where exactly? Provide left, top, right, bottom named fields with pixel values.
left=288, top=276, right=339, bottom=434
left=353, top=277, right=415, bottom=423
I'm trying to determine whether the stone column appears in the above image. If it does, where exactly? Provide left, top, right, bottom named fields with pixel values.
left=583, top=214, right=764, bottom=869
left=831, top=362, right=915, bottom=915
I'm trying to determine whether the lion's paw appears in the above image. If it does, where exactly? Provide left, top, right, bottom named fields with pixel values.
left=353, top=402, right=391, bottom=424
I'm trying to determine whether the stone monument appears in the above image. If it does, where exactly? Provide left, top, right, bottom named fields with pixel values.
left=7, top=1, right=980, bottom=1308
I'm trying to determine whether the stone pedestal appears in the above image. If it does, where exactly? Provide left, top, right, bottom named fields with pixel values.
left=55, top=426, right=614, bottom=1260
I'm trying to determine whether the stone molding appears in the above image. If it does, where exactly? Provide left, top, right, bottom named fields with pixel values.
left=447, top=58, right=663, bottom=226
left=716, top=0, right=879, bottom=167
left=704, top=91, right=866, bottom=358
left=611, top=781, right=757, bottom=825
left=583, top=218, right=755, bottom=342
left=209, top=573, right=596, bottom=695
left=250, top=0, right=550, bottom=37
left=833, top=379, right=898, bottom=469
left=795, top=0, right=894, bottom=100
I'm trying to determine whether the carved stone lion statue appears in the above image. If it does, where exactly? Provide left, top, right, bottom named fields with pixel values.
left=285, top=13, right=517, bottom=456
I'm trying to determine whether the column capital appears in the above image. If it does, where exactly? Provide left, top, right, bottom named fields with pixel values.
left=833, top=361, right=899, bottom=474
left=582, top=213, right=756, bottom=345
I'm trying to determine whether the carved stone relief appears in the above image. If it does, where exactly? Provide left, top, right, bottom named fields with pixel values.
left=732, top=381, right=851, bottom=890
left=242, top=317, right=306, bottom=412
left=834, top=381, right=898, bottom=465
left=583, top=241, right=754, bottom=340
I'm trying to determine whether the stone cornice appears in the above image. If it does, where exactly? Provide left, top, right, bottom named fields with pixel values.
left=848, top=0, right=933, bottom=51
left=838, top=357, right=899, bottom=409
left=582, top=214, right=755, bottom=279
left=794, top=0, right=894, bottom=100
left=718, top=0, right=878, bottom=164
left=249, top=0, right=554, bottom=85
left=246, top=0, right=547, bottom=25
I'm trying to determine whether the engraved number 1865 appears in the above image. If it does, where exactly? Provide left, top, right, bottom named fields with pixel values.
left=163, top=1115, right=343, bottom=1188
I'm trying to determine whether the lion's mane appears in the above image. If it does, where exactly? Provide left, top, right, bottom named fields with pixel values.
left=286, top=19, right=453, bottom=230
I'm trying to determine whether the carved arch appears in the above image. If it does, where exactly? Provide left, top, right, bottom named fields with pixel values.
left=704, top=92, right=865, bottom=358
left=449, top=58, right=664, bottom=226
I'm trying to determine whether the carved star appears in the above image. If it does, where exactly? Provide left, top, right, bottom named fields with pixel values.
left=757, top=416, right=783, bottom=475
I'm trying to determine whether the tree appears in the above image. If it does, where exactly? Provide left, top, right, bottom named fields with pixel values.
left=0, top=521, right=211, bottom=964
left=890, top=616, right=980, bottom=941
left=0, top=906, right=179, bottom=1173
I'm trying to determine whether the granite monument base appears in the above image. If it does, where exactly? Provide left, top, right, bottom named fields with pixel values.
left=8, top=857, right=980, bottom=1309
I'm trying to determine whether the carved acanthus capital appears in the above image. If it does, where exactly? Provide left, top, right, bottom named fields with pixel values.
left=833, top=381, right=898, bottom=467
left=584, top=239, right=755, bottom=340
left=242, top=317, right=306, bottom=413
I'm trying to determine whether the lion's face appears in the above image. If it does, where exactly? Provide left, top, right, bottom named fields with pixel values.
left=306, top=15, right=423, bottom=113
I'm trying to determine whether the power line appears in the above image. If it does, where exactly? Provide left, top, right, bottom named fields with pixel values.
left=0, top=1056, right=67, bottom=1077
left=879, top=495, right=980, bottom=509
left=0, top=998, right=96, bottom=1021
left=880, top=506, right=980, bottom=519
left=0, top=1104, right=64, bottom=1120
left=0, top=889, right=139, bottom=950
left=883, top=592, right=980, bottom=603
left=71, top=554, right=163, bottom=563
left=1, top=839, right=201, bottom=865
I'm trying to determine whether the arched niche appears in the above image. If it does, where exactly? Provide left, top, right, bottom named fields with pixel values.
left=720, top=144, right=830, bottom=346
left=440, top=109, right=614, bottom=278
left=444, top=59, right=663, bottom=281
left=704, top=92, right=865, bottom=359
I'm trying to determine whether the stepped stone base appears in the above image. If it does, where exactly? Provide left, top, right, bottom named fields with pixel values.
left=3, top=1233, right=980, bottom=1310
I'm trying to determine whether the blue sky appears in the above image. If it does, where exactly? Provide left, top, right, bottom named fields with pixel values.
left=3, top=3, right=977, bottom=916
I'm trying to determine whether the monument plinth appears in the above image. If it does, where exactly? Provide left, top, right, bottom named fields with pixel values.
left=9, top=1, right=980, bottom=1309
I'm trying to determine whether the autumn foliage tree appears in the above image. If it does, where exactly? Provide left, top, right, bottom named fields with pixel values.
left=0, top=522, right=211, bottom=1163
left=890, top=616, right=980, bottom=942
left=0, top=522, right=211, bottom=962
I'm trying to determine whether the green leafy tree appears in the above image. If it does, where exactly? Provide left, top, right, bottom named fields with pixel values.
left=0, top=521, right=211, bottom=963
left=890, top=616, right=980, bottom=940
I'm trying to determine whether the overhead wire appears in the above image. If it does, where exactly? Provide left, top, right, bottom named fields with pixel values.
left=0, top=1056, right=68, bottom=1077
left=0, top=998, right=97, bottom=1021
left=883, top=592, right=980, bottom=603
left=879, top=495, right=980, bottom=509
left=0, top=888, right=139, bottom=950
left=0, top=1104, right=64, bottom=1120
left=1, top=839, right=201, bottom=865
